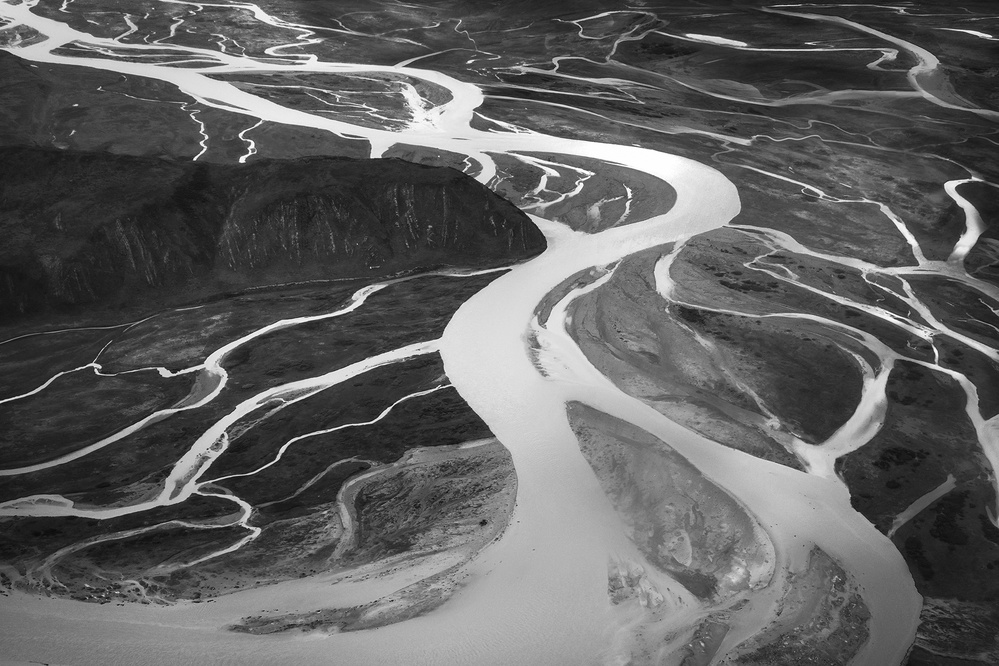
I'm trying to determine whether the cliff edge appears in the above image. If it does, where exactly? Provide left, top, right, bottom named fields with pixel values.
left=0, top=146, right=545, bottom=319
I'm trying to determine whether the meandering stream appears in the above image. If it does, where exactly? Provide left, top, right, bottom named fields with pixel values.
left=2, top=0, right=996, bottom=663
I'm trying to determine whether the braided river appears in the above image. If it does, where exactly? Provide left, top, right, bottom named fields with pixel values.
left=2, top=0, right=997, bottom=663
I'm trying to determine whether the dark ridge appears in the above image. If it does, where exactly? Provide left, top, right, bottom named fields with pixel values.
left=0, top=146, right=545, bottom=320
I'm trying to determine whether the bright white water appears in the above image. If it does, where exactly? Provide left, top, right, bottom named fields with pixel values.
left=2, top=0, right=996, bottom=664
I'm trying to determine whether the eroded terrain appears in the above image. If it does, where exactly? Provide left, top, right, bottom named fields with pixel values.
left=1, top=0, right=997, bottom=664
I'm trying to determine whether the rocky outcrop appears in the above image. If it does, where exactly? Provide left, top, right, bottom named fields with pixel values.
left=0, top=146, right=544, bottom=318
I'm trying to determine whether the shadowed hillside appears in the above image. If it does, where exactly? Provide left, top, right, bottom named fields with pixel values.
left=0, top=146, right=545, bottom=318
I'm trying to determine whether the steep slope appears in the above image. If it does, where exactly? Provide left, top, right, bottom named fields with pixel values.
left=0, top=146, right=544, bottom=318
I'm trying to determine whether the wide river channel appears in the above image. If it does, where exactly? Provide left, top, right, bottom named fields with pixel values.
left=0, top=1, right=921, bottom=663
